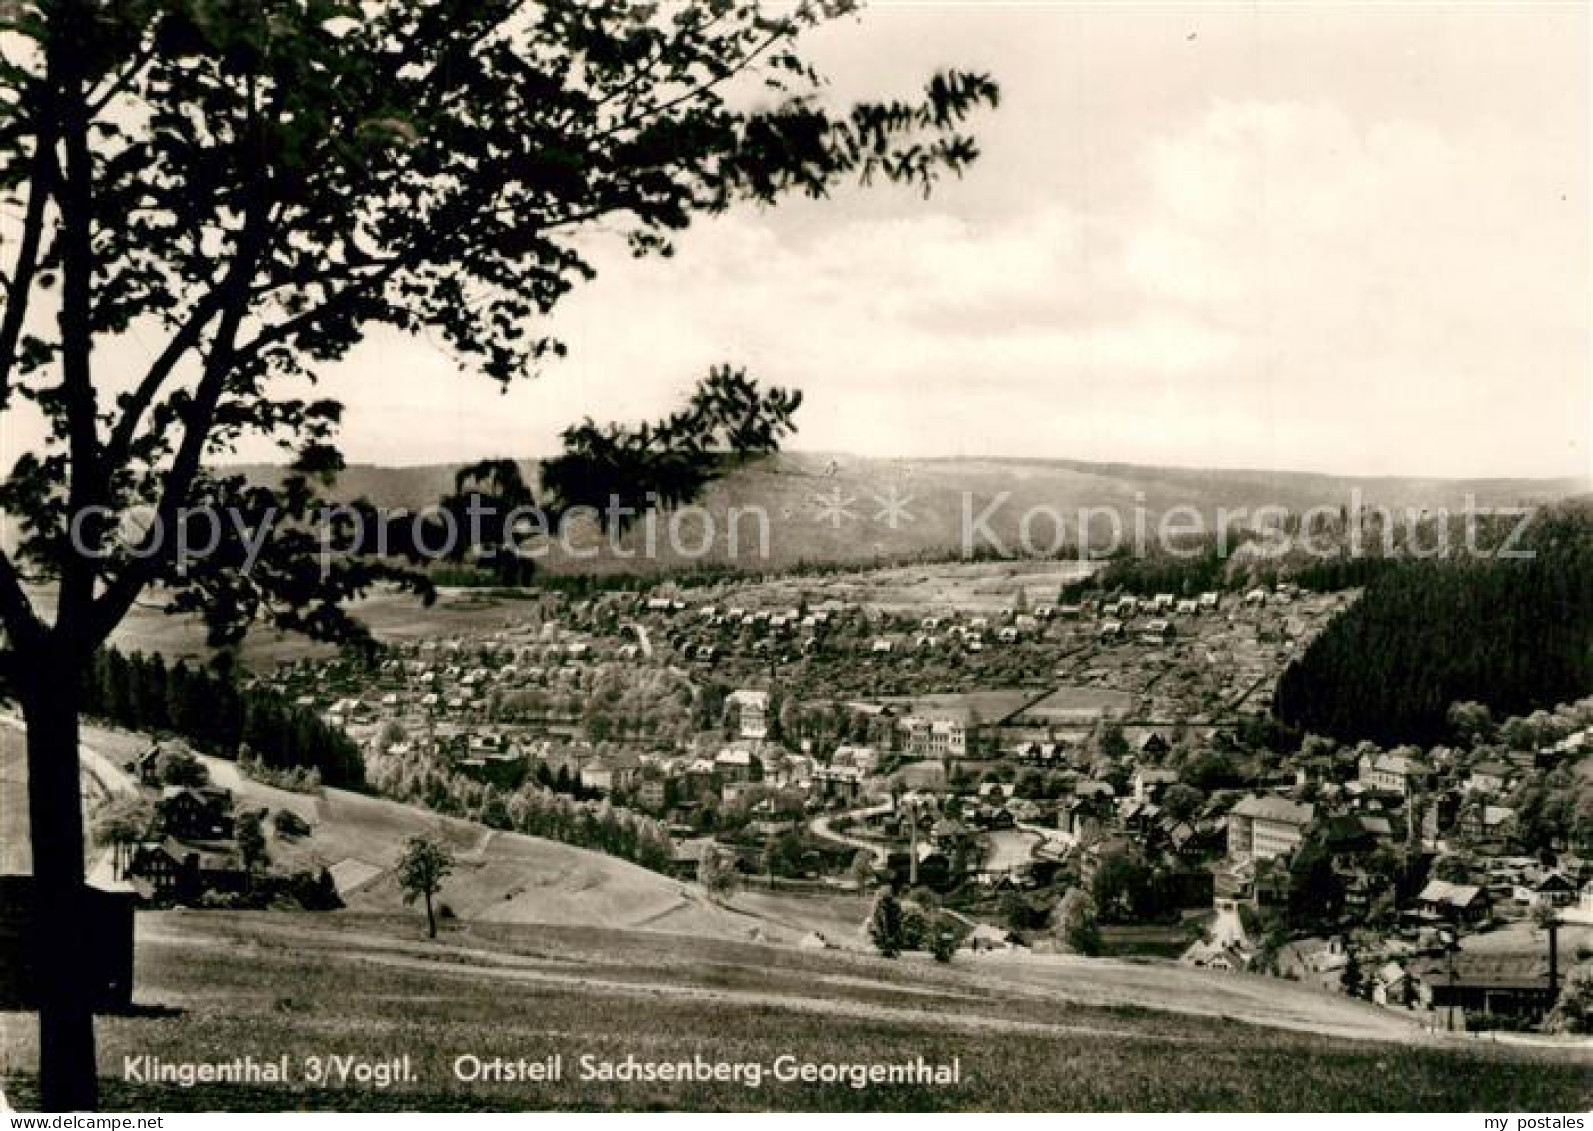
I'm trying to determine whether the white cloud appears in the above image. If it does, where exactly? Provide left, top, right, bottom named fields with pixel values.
left=3, top=8, right=1586, bottom=480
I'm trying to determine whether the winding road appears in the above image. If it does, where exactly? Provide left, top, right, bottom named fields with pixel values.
left=808, top=800, right=893, bottom=866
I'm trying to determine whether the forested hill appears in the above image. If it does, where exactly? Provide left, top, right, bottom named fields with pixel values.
left=218, top=453, right=1587, bottom=572
left=1275, top=507, right=1593, bottom=746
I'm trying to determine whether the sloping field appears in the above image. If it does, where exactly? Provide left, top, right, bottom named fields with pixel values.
left=2, top=911, right=1588, bottom=1111
left=198, top=754, right=817, bottom=944
left=5, top=721, right=868, bottom=946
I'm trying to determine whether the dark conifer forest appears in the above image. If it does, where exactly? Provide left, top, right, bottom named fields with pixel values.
left=1275, top=507, right=1593, bottom=745
left=77, top=648, right=365, bottom=788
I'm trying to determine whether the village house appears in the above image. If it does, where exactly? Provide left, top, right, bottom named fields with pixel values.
left=1134, top=770, right=1185, bottom=806
left=1524, top=870, right=1577, bottom=909
left=126, top=838, right=246, bottom=904
left=1466, top=761, right=1514, bottom=795
left=1546, top=728, right=1589, bottom=764
left=1417, top=952, right=1560, bottom=1024
left=1421, top=791, right=1462, bottom=846
left=1135, top=731, right=1171, bottom=759
left=1181, top=937, right=1255, bottom=973
left=1062, top=792, right=1114, bottom=842
left=131, top=744, right=164, bottom=787
left=977, top=780, right=1009, bottom=804
left=1137, top=619, right=1175, bottom=646
left=1275, top=935, right=1349, bottom=993
left=1372, top=961, right=1414, bottom=1007
left=831, top=745, right=879, bottom=775
left=770, top=752, right=815, bottom=788
left=714, top=743, right=760, bottom=784
left=1457, top=803, right=1517, bottom=844
left=1414, top=879, right=1492, bottom=925
left=812, top=764, right=863, bottom=805
left=664, top=837, right=716, bottom=880
left=123, top=840, right=187, bottom=899
left=156, top=786, right=236, bottom=842
left=1015, top=740, right=1067, bottom=767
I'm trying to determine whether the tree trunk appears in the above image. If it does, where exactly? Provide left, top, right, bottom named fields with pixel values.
left=23, top=670, right=99, bottom=1111
left=424, top=890, right=436, bottom=938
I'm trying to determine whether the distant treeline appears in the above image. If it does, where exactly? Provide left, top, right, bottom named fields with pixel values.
left=1062, top=544, right=1233, bottom=600
left=80, top=648, right=365, bottom=789
left=1275, top=509, right=1593, bottom=745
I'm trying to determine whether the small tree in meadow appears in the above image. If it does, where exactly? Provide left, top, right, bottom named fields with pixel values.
left=272, top=809, right=312, bottom=840
left=398, top=835, right=454, bottom=939
left=869, top=890, right=905, bottom=958
left=697, top=845, right=739, bottom=902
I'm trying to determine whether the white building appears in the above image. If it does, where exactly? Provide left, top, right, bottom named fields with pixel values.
left=1227, top=794, right=1314, bottom=861
left=726, top=689, right=770, bottom=740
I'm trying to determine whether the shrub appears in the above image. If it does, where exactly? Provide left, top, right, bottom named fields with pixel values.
left=272, top=809, right=312, bottom=840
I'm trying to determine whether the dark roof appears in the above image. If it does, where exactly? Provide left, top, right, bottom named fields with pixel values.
left=1418, top=952, right=1553, bottom=990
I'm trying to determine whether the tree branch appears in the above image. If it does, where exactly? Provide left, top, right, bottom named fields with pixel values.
left=102, top=288, right=228, bottom=468
left=0, top=103, right=54, bottom=410
left=596, top=25, right=790, bottom=144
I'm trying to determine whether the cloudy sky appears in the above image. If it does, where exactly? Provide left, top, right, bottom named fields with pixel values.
left=15, top=3, right=1592, bottom=479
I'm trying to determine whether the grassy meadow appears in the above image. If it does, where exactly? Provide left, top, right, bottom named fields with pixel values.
left=2, top=912, right=1588, bottom=1112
